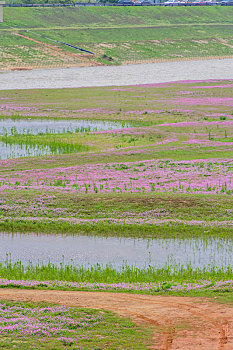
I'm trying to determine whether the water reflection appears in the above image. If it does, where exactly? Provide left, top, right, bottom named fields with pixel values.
left=0, top=232, right=232, bottom=270
left=0, top=118, right=130, bottom=159
left=0, top=118, right=130, bottom=135
left=0, top=142, right=53, bottom=159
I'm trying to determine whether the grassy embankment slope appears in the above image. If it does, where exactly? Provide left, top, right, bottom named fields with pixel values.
left=0, top=6, right=233, bottom=69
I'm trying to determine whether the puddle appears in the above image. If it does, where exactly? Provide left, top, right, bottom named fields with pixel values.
left=0, top=118, right=130, bottom=159
left=0, top=142, right=55, bottom=159
left=0, top=232, right=232, bottom=270
left=0, top=118, right=130, bottom=135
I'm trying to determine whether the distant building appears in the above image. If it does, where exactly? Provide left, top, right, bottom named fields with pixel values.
left=0, top=2, right=5, bottom=23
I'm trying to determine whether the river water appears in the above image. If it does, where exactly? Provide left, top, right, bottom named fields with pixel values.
left=1, top=233, right=232, bottom=269
left=1, top=58, right=233, bottom=90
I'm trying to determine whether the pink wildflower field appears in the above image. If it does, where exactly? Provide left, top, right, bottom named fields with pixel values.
left=0, top=79, right=233, bottom=305
left=0, top=79, right=233, bottom=228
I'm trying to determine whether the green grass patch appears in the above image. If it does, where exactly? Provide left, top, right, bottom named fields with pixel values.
left=1, top=132, right=90, bottom=155
left=1, top=191, right=233, bottom=223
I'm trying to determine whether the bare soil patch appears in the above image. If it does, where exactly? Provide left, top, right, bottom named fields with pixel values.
left=0, top=289, right=232, bottom=349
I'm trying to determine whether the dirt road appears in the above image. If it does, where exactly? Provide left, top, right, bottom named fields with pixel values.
left=0, top=289, right=232, bottom=349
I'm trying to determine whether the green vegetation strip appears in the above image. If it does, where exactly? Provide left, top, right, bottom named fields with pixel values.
left=1, top=190, right=233, bottom=237
left=1, top=259, right=233, bottom=284
left=1, top=261, right=233, bottom=299
left=1, top=220, right=233, bottom=238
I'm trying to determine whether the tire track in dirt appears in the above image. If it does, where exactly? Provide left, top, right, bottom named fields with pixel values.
left=128, top=295, right=229, bottom=349
left=136, top=313, right=175, bottom=350
left=108, top=309, right=174, bottom=350
left=0, top=289, right=232, bottom=349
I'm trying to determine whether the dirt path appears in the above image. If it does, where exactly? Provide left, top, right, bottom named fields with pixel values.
left=0, top=289, right=232, bottom=349
left=13, top=32, right=100, bottom=67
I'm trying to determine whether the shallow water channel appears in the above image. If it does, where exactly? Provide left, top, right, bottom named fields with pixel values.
left=0, top=233, right=232, bottom=270
left=1, top=59, right=233, bottom=90
left=0, top=118, right=129, bottom=159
